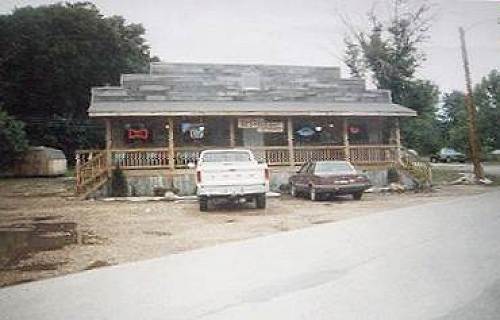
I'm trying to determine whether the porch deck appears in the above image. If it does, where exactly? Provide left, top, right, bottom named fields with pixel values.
left=75, top=145, right=400, bottom=196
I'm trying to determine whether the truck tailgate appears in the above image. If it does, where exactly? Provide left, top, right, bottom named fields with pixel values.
left=199, top=163, right=265, bottom=186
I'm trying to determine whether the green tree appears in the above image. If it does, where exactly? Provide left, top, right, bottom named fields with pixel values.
left=475, top=70, right=500, bottom=152
left=400, top=80, right=441, bottom=154
left=440, top=70, right=500, bottom=153
left=343, top=0, right=440, bottom=153
left=0, top=108, right=29, bottom=167
left=343, top=0, right=431, bottom=105
left=439, top=91, right=468, bottom=151
left=0, top=2, right=155, bottom=158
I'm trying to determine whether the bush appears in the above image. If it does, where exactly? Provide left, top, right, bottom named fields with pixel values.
left=111, top=166, right=128, bottom=197
left=0, top=108, right=29, bottom=168
left=387, top=166, right=400, bottom=183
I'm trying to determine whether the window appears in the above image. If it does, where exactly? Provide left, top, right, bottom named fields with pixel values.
left=314, top=161, right=356, bottom=174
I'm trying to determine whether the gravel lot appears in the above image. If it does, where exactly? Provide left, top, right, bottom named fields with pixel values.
left=0, top=177, right=497, bottom=287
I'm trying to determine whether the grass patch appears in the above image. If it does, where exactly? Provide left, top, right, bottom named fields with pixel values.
left=431, top=169, right=463, bottom=185
left=485, top=175, right=500, bottom=186
left=64, top=167, right=75, bottom=177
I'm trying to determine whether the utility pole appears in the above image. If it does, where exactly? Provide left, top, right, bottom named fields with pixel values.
left=458, top=26, right=484, bottom=181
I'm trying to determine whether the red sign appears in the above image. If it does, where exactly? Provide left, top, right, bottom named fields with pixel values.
left=127, top=129, right=149, bottom=140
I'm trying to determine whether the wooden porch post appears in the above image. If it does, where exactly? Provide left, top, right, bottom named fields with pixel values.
left=394, top=117, right=401, bottom=163
left=168, top=117, right=175, bottom=170
left=342, top=118, right=350, bottom=161
left=287, top=117, right=295, bottom=167
left=105, top=118, right=112, bottom=176
left=229, top=117, right=235, bottom=147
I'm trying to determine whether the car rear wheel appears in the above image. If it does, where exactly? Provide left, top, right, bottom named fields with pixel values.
left=309, top=188, right=318, bottom=201
left=353, top=191, right=363, bottom=201
left=290, top=184, right=297, bottom=197
left=430, top=157, right=437, bottom=163
left=199, top=197, right=208, bottom=212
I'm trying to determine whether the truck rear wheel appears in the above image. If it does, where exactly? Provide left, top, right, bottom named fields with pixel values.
left=256, top=194, right=266, bottom=209
left=199, top=197, right=208, bottom=212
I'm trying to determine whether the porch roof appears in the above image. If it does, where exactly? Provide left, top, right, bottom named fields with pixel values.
left=89, top=101, right=417, bottom=117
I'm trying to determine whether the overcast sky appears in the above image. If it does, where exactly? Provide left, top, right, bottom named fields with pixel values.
left=1, top=0, right=499, bottom=93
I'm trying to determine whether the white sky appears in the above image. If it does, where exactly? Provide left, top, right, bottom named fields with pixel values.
left=1, top=0, right=499, bottom=93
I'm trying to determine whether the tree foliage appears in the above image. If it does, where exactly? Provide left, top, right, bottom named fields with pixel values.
left=343, top=0, right=432, bottom=104
left=0, top=2, right=154, bottom=158
left=440, top=70, right=500, bottom=153
left=0, top=108, right=29, bottom=168
left=343, top=0, right=440, bottom=154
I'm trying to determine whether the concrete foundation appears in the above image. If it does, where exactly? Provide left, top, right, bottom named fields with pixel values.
left=94, top=166, right=394, bottom=198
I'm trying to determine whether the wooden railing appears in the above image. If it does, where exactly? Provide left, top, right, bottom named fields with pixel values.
left=399, top=147, right=432, bottom=188
left=75, top=149, right=109, bottom=197
left=251, top=146, right=291, bottom=165
left=174, top=147, right=202, bottom=168
left=349, top=145, right=398, bottom=164
left=294, top=146, right=345, bottom=164
left=112, top=148, right=169, bottom=169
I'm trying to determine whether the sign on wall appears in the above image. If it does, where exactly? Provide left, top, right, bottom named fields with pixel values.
left=238, top=118, right=284, bottom=133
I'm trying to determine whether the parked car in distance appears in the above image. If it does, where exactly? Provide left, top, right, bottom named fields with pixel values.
left=289, top=160, right=371, bottom=201
left=195, top=149, right=269, bottom=211
left=430, top=148, right=466, bottom=163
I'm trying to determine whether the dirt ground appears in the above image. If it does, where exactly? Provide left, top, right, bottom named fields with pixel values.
left=0, top=177, right=498, bottom=287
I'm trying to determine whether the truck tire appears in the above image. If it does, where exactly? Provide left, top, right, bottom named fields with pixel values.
left=256, top=194, right=266, bottom=209
left=199, top=197, right=208, bottom=212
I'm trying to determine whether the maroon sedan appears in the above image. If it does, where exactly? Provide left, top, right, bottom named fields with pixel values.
left=289, top=160, right=371, bottom=201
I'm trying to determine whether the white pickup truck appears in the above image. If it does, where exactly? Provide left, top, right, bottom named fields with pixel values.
left=195, top=149, right=269, bottom=211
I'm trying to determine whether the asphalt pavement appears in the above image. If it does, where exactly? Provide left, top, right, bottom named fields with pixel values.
left=1, top=189, right=500, bottom=320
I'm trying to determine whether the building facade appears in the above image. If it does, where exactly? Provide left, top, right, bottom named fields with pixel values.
left=76, top=62, right=416, bottom=196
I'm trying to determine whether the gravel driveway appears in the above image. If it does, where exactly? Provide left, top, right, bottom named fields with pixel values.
left=0, top=177, right=497, bottom=287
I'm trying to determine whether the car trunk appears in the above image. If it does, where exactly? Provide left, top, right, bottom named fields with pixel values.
left=316, top=173, right=361, bottom=185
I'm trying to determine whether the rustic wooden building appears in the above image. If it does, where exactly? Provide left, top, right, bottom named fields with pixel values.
left=76, top=62, right=416, bottom=197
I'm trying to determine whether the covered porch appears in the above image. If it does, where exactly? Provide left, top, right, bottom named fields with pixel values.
left=76, top=114, right=404, bottom=195
left=76, top=99, right=416, bottom=196
left=78, top=115, right=402, bottom=167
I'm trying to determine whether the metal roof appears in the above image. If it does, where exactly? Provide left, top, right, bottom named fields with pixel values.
left=89, top=101, right=416, bottom=117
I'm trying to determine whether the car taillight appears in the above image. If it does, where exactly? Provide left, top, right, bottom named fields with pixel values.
left=264, top=168, right=270, bottom=181
left=196, top=171, right=202, bottom=183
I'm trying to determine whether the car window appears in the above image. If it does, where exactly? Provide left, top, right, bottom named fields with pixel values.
left=441, top=148, right=459, bottom=155
left=314, top=162, right=356, bottom=174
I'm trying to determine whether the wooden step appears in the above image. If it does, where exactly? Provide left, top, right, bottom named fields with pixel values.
left=79, top=176, right=109, bottom=200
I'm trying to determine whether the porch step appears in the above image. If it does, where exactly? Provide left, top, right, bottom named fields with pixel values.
left=79, top=176, right=109, bottom=200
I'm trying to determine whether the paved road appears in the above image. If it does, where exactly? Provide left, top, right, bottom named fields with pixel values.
left=2, top=190, right=500, bottom=320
